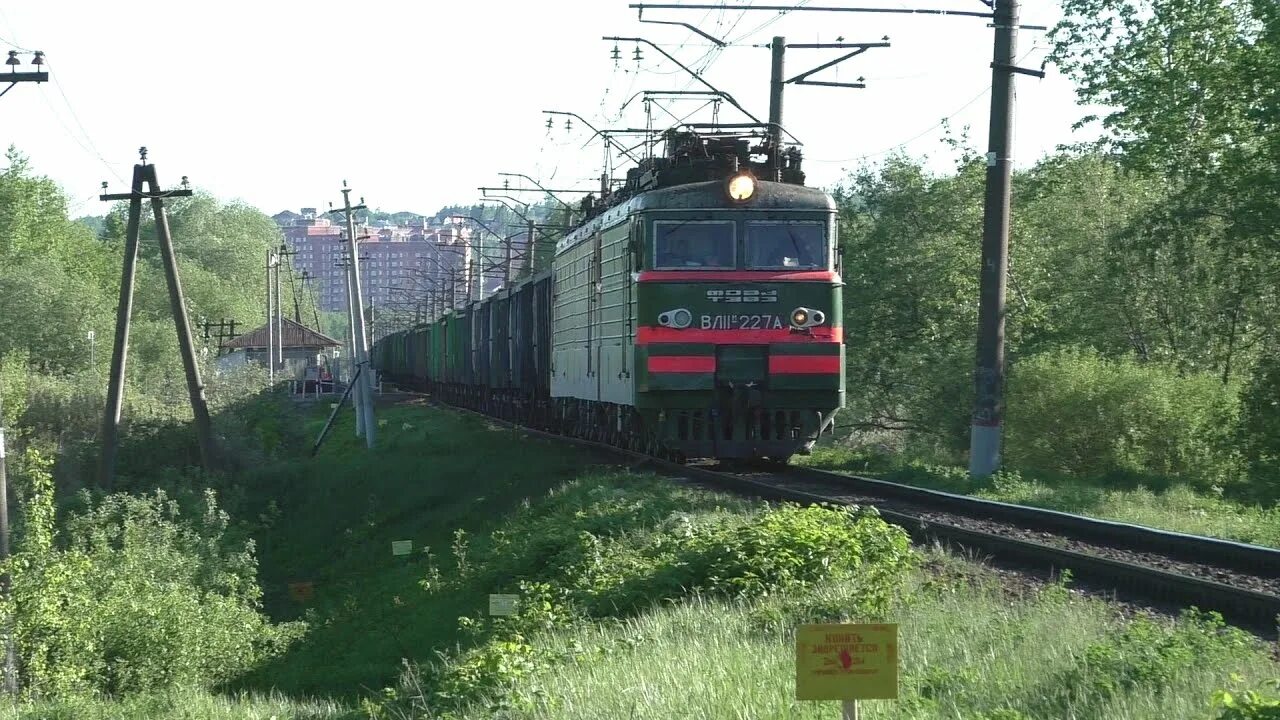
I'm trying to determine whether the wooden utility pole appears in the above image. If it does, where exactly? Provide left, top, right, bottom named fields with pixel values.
left=98, top=149, right=215, bottom=488
left=201, top=319, right=239, bottom=355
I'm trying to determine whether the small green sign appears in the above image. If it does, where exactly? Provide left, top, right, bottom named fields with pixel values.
left=488, top=594, right=518, bottom=616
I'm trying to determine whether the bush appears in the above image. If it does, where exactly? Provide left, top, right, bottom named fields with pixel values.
left=1214, top=679, right=1280, bottom=719
left=467, top=478, right=916, bottom=619
left=1005, top=348, right=1241, bottom=489
left=1, top=449, right=302, bottom=697
left=389, top=477, right=918, bottom=717
left=1069, top=609, right=1255, bottom=699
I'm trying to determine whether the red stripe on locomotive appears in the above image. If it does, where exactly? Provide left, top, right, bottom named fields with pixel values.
left=647, top=355, right=717, bottom=373
left=768, top=355, right=842, bottom=374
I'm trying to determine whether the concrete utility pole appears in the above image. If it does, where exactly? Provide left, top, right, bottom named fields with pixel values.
left=768, top=36, right=786, bottom=160
left=274, top=246, right=284, bottom=369
left=336, top=257, right=364, bottom=437
left=527, top=219, right=537, bottom=277
left=333, top=184, right=376, bottom=449
left=266, top=249, right=276, bottom=385
left=970, top=0, right=1043, bottom=477
left=99, top=150, right=215, bottom=488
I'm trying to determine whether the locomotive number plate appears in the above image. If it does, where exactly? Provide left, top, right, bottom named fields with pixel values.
left=701, top=314, right=786, bottom=330
left=706, top=289, right=778, bottom=303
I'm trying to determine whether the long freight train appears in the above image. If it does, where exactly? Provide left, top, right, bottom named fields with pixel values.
left=373, top=129, right=843, bottom=462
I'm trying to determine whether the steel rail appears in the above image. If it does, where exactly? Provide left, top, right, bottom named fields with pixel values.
left=784, top=465, right=1280, bottom=578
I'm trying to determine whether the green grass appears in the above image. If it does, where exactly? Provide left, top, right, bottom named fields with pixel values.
left=6, top=401, right=1276, bottom=718
left=800, top=446, right=1280, bottom=548
left=0, top=689, right=354, bottom=720
left=429, top=552, right=1278, bottom=719
left=235, top=399, right=604, bottom=697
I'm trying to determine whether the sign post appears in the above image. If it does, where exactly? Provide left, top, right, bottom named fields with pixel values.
left=796, top=623, right=898, bottom=717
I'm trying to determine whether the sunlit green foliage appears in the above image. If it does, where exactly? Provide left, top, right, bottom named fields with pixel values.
left=1, top=449, right=300, bottom=697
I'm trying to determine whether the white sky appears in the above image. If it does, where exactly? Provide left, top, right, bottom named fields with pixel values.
left=0, top=1, right=1093, bottom=219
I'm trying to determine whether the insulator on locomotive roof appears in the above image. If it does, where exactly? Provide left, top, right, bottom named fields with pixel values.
left=610, top=44, right=621, bottom=63
left=564, top=118, right=572, bottom=132
left=632, top=46, right=643, bottom=62
left=545, top=117, right=554, bottom=130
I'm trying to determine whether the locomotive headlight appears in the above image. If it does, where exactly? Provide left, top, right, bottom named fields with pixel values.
left=790, top=307, right=825, bottom=329
left=659, top=308, right=693, bottom=329
left=726, top=171, right=756, bottom=203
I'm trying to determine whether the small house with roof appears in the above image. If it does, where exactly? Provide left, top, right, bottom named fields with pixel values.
left=218, top=318, right=343, bottom=382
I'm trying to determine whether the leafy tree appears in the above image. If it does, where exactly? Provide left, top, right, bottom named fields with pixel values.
left=1051, top=0, right=1280, bottom=380
left=834, top=153, right=984, bottom=445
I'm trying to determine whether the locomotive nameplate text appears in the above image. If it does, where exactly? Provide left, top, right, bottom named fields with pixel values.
left=706, top=289, right=778, bottom=303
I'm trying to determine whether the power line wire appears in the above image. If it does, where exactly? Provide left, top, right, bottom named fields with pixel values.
left=806, top=84, right=990, bottom=163
left=36, top=65, right=128, bottom=185
left=806, top=45, right=1045, bottom=164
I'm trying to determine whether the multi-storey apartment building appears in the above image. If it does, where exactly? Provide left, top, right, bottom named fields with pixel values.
left=272, top=208, right=499, bottom=317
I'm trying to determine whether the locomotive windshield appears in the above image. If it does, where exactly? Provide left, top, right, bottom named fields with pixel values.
left=654, top=221, right=735, bottom=269
left=745, top=221, right=827, bottom=269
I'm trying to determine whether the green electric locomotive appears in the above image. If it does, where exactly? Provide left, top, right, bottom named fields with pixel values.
left=550, top=130, right=842, bottom=460
left=375, top=128, right=844, bottom=462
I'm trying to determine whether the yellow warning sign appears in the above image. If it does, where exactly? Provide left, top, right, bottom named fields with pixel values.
left=795, top=623, right=899, bottom=701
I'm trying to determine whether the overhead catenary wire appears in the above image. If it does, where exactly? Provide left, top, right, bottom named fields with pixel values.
left=806, top=85, right=991, bottom=163
left=805, top=45, right=1047, bottom=164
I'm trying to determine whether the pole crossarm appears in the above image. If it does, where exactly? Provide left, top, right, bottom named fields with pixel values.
left=478, top=196, right=533, bottom=223
left=603, top=36, right=764, bottom=125
left=637, top=17, right=727, bottom=46
left=100, top=189, right=192, bottom=201
left=543, top=111, right=644, bottom=164
left=630, top=4, right=994, bottom=19
left=992, top=61, right=1046, bottom=78
left=2, top=71, right=47, bottom=82
left=783, top=42, right=890, bottom=87
left=479, top=185, right=592, bottom=195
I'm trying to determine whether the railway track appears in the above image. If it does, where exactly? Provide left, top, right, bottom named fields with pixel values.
left=395, top=390, right=1280, bottom=634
